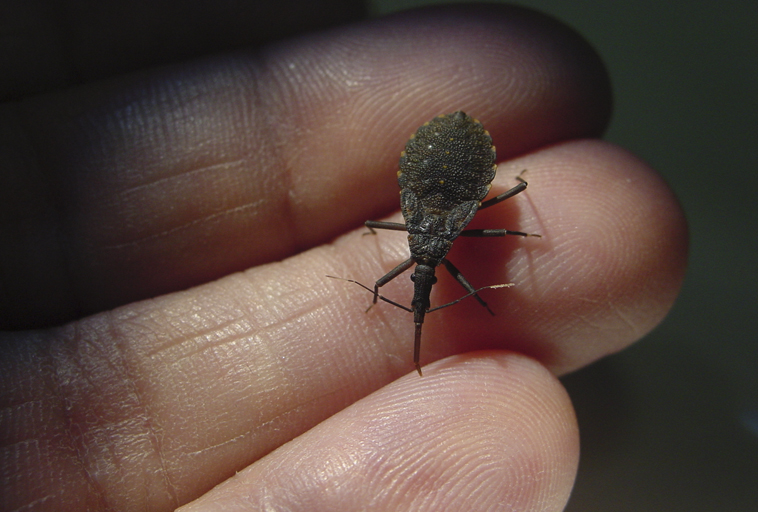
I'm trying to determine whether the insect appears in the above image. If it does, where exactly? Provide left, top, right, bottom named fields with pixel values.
left=337, top=111, right=539, bottom=375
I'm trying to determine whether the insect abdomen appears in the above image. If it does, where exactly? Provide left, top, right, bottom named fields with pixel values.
left=398, top=111, right=497, bottom=214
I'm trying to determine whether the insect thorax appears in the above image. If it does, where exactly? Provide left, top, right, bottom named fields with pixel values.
left=407, top=231, right=453, bottom=267
left=401, top=187, right=481, bottom=266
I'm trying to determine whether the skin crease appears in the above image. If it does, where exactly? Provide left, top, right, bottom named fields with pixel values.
left=0, top=3, right=688, bottom=512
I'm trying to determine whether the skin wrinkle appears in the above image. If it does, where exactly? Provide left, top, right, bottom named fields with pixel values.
left=147, top=322, right=256, bottom=364
left=263, top=111, right=311, bottom=264
left=45, top=323, right=109, bottom=510
left=100, top=200, right=265, bottom=251
left=149, top=297, right=329, bottom=374
left=15, top=493, right=58, bottom=511
left=113, top=101, right=244, bottom=224
left=125, top=287, right=254, bottom=363
left=183, top=379, right=350, bottom=464
left=607, top=300, right=642, bottom=336
left=102, top=320, right=171, bottom=507
left=241, top=49, right=304, bottom=258
left=115, top=157, right=249, bottom=198
left=263, top=280, right=334, bottom=328
left=41, top=315, right=181, bottom=510
left=141, top=314, right=254, bottom=360
left=107, top=311, right=179, bottom=508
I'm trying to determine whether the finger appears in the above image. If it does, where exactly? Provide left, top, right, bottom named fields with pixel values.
left=178, top=353, right=578, bottom=512
left=0, top=4, right=611, bottom=328
left=1, top=0, right=365, bottom=98
left=0, top=138, right=685, bottom=510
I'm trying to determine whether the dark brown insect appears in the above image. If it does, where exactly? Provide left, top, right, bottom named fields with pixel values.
left=336, top=111, right=539, bottom=375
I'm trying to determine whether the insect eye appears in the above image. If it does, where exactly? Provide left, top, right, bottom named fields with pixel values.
left=410, top=273, right=416, bottom=282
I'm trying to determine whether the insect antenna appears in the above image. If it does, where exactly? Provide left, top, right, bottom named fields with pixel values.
left=427, top=283, right=514, bottom=312
left=327, top=275, right=513, bottom=314
left=326, top=275, right=412, bottom=313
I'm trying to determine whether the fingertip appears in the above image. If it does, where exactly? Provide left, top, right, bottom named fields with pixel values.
left=485, top=140, right=688, bottom=373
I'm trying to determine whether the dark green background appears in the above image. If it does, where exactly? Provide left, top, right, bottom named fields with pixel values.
left=372, top=1, right=758, bottom=510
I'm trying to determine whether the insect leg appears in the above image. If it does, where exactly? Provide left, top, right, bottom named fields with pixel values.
left=477, top=174, right=528, bottom=210
left=441, top=259, right=495, bottom=316
left=364, top=220, right=407, bottom=235
left=464, top=174, right=540, bottom=238
left=373, top=257, right=415, bottom=304
left=459, top=228, right=538, bottom=237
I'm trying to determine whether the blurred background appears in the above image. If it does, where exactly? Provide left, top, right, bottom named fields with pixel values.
left=370, top=1, right=758, bottom=510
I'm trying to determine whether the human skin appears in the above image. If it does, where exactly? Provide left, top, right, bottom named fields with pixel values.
left=0, top=3, right=687, bottom=511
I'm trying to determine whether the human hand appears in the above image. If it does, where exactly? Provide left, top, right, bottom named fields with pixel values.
left=0, top=4, right=687, bottom=511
